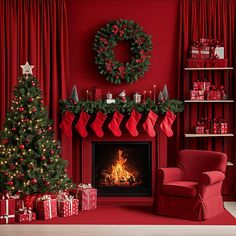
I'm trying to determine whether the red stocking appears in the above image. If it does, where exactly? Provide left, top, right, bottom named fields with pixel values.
left=91, top=111, right=107, bottom=137
left=160, top=110, right=176, bottom=137
left=108, top=111, right=124, bottom=137
left=59, top=111, right=75, bottom=138
left=75, top=111, right=90, bottom=137
left=143, top=110, right=158, bottom=137
left=126, top=109, right=142, bottom=137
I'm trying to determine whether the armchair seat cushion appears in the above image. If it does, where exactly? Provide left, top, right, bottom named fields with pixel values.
left=162, top=181, right=198, bottom=198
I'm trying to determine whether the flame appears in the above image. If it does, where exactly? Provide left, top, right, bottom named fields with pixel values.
left=104, top=149, right=136, bottom=185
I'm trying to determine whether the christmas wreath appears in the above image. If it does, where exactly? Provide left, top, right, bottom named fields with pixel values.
left=93, top=19, right=153, bottom=84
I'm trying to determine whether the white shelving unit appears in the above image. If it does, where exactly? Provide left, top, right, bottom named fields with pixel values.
left=184, top=100, right=234, bottom=103
left=184, top=133, right=234, bottom=138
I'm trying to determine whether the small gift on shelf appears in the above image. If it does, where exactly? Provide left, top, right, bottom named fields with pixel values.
left=36, top=195, right=57, bottom=220
left=220, top=121, right=228, bottom=134
left=187, top=58, right=204, bottom=68
left=211, top=119, right=220, bottom=134
left=193, top=80, right=211, bottom=91
left=189, top=41, right=202, bottom=58
left=195, top=122, right=205, bottom=134
left=215, top=45, right=224, bottom=59
left=70, top=183, right=97, bottom=211
left=57, top=192, right=79, bottom=217
left=190, top=90, right=204, bottom=100
left=206, top=86, right=222, bottom=100
left=199, top=38, right=210, bottom=59
left=0, top=194, right=15, bottom=224
left=15, top=207, right=36, bottom=222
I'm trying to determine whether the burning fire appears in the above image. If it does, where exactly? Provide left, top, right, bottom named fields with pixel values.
left=101, top=149, right=138, bottom=186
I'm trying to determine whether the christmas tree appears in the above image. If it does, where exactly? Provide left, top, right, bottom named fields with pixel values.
left=0, top=62, right=73, bottom=195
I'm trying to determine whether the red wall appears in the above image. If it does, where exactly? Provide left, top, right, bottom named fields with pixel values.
left=65, top=0, right=180, bottom=171
left=66, top=0, right=179, bottom=97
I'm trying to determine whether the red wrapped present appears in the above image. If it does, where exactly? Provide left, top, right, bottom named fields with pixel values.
left=195, top=122, right=205, bottom=134
left=36, top=195, right=57, bottom=220
left=220, top=122, right=228, bottom=134
left=189, top=44, right=201, bottom=59
left=211, top=121, right=220, bottom=134
left=0, top=195, right=15, bottom=224
left=215, top=46, right=224, bottom=59
left=205, top=58, right=228, bottom=68
left=57, top=194, right=79, bottom=217
left=190, top=90, right=205, bottom=100
left=15, top=208, right=36, bottom=222
left=70, top=184, right=97, bottom=211
left=187, top=59, right=204, bottom=68
left=206, top=90, right=222, bottom=100
left=193, top=80, right=211, bottom=91
left=93, top=88, right=102, bottom=101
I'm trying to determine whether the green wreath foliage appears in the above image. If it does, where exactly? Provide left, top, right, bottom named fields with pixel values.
left=93, top=19, right=153, bottom=84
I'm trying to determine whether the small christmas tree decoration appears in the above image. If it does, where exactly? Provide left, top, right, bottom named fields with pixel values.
left=162, top=84, right=169, bottom=101
left=160, top=110, right=176, bottom=137
left=143, top=110, right=158, bottom=137
left=75, top=111, right=90, bottom=138
left=108, top=111, right=124, bottom=137
left=90, top=111, right=107, bottom=137
left=70, top=85, right=79, bottom=103
left=158, top=91, right=164, bottom=103
left=0, top=62, right=73, bottom=195
left=126, top=109, right=142, bottom=137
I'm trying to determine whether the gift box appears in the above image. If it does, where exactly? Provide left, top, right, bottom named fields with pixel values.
left=15, top=208, right=36, bottom=222
left=57, top=197, right=79, bottom=217
left=206, top=90, right=222, bottom=100
left=193, top=81, right=211, bottom=91
left=189, top=45, right=201, bottom=59
left=211, top=122, right=220, bottom=134
left=93, top=88, right=102, bottom=101
left=70, top=184, right=97, bottom=211
left=190, top=90, right=205, bottom=100
left=205, top=58, right=228, bottom=68
left=195, top=123, right=205, bottom=134
left=36, top=195, right=57, bottom=220
left=187, top=59, right=204, bottom=68
left=0, top=198, right=15, bottom=224
left=220, top=122, right=228, bottom=134
left=215, top=46, right=224, bottom=59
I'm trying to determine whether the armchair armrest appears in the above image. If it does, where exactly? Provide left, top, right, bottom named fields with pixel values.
left=158, top=167, right=182, bottom=184
left=199, top=171, right=225, bottom=185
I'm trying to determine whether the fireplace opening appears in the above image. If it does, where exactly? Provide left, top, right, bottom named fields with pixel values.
left=92, top=141, right=152, bottom=197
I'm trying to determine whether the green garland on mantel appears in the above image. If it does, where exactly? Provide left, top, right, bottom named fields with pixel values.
left=60, top=98, right=184, bottom=115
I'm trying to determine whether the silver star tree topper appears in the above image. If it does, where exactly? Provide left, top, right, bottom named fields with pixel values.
left=21, top=61, right=34, bottom=75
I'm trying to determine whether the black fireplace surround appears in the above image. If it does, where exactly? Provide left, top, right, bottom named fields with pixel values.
left=92, top=141, right=152, bottom=197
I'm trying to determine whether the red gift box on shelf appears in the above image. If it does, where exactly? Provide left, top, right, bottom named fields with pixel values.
left=15, top=208, right=36, bottom=222
left=193, top=80, right=211, bottom=91
left=36, top=195, right=57, bottom=220
left=0, top=195, right=15, bottom=224
left=205, top=58, right=228, bottom=68
left=195, top=122, right=205, bottom=134
left=57, top=195, right=79, bottom=217
left=206, top=90, right=222, bottom=100
left=190, top=90, right=204, bottom=100
left=220, top=122, right=228, bottom=134
left=187, top=59, right=205, bottom=68
left=70, top=184, right=97, bottom=211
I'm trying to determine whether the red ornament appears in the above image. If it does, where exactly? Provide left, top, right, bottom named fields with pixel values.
left=3, top=172, right=9, bottom=176
left=32, top=107, right=37, bottom=113
left=30, top=178, right=37, bottom=184
left=47, top=126, right=52, bottom=131
left=50, top=150, right=55, bottom=155
left=19, top=107, right=25, bottom=112
left=2, top=139, right=9, bottom=144
left=31, top=81, right=35, bottom=86
left=7, top=181, right=13, bottom=186
left=56, top=145, right=61, bottom=149
left=44, top=181, right=50, bottom=186
left=40, top=156, right=46, bottom=161
left=28, top=98, right=34, bottom=102
left=19, top=157, right=24, bottom=162
left=12, top=127, right=16, bottom=131
left=19, top=144, right=25, bottom=150
left=10, top=164, right=15, bottom=170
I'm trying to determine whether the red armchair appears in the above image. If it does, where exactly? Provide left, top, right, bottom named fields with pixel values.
left=154, top=149, right=227, bottom=220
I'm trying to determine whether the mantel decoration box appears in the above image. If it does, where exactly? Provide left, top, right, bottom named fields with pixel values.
left=0, top=197, right=15, bottom=224
left=70, top=184, right=97, bottom=211
left=36, top=195, right=57, bottom=220
left=57, top=193, right=79, bottom=217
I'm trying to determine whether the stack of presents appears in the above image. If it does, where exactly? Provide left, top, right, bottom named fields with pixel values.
left=187, top=38, right=228, bottom=68
left=195, top=117, right=228, bottom=135
left=0, top=183, right=97, bottom=224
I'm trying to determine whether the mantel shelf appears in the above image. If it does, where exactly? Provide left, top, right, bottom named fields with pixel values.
left=184, top=67, right=234, bottom=71
left=184, top=100, right=234, bottom=103
left=184, top=133, right=234, bottom=137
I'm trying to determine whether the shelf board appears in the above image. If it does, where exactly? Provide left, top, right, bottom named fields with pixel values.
left=184, top=133, right=234, bottom=137
left=227, top=161, right=234, bottom=166
left=184, top=100, right=234, bottom=103
left=184, top=67, right=233, bottom=71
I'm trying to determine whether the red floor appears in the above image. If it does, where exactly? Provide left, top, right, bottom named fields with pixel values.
left=19, top=205, right=236, bottom=225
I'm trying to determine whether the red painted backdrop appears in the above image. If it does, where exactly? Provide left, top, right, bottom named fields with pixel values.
left=65, top=0, right=180, bottom=168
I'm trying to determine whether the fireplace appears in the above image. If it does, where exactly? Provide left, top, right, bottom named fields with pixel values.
left=92, top=141, right=152, bottom=197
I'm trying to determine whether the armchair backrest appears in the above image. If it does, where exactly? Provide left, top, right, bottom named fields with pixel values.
left=177, top=149, right=227, bottom=182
